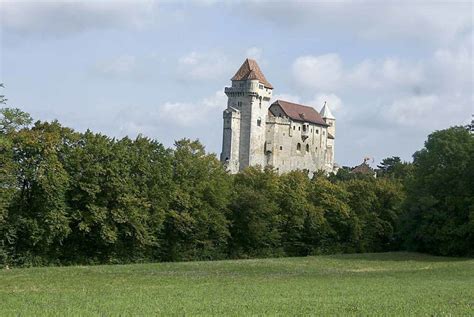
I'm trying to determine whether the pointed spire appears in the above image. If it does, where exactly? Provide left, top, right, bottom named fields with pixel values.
left=320, top=101, right=335, bottom=120
left=231, top=58, right=273, bottom=89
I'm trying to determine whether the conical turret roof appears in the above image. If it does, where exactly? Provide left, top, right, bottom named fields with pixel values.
left=320, top=101, right=335, bottom=119
left=231, top=58, right=273, bottom=89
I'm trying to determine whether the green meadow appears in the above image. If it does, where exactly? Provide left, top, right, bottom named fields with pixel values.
left=1, top=252, right=472, bottom=316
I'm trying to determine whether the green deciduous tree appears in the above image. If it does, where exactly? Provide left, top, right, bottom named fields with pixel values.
left=163, top=139, right=231, bottom=261
left=229, top=167, right=282, bottom=257
left=401, top=127, right=474, bottom=256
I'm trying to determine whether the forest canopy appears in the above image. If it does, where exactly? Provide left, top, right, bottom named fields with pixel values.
left=0, top=107, right=472, bottom=267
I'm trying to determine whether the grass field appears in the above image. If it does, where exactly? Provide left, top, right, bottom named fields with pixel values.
left=1, top=252, right=472, bottom=316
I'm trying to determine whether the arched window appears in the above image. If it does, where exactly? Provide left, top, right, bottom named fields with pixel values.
left=306, top=144, right=309, bottom=152
left=297, top=143, right=301, bottom=151
left=257, top=118, right=261, bottom=126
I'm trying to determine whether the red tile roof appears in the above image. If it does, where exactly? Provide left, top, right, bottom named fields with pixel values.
left=231, top=58, right=273, bottom=89
left=270, top=100, right=328, bottom=126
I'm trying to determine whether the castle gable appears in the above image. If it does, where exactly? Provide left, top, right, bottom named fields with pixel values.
left=270, top=100, right=328, bottom=126
left=231, top=58, right=273, bottom=89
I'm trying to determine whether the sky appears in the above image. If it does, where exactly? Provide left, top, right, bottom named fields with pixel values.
left=1, top=0, right=473, bottom=167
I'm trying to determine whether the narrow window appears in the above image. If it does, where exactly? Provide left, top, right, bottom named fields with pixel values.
left=303, top=125, right=307, bottom=132
left=293, top=126, right=296, bottom=130
left=306, top=144, right=309, bottom=152
left=257, top=118, right=261, bottom=126
left=297, top=143, right=301, bottom=151
left=298, top=127, right=301, bottom=131
left=280, top=146, right=283, bottom=150
left=316, top=129, right=319, bottom=134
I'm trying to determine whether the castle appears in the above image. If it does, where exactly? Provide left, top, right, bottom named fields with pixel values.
left=220, top=58, right=336, bottom=174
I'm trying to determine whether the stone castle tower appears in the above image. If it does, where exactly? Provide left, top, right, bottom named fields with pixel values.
left=221, top=58, right=336, bottom=174
left=220, top=59, right=273, bottom=173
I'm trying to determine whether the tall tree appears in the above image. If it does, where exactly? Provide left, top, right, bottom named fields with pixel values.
left=163, top=139, right=231, bottom=261
left=401, top=127, right=474, bottom=256
left=229, top=167, right=282, bottom=257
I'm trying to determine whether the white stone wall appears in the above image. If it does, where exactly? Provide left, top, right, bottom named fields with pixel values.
left=265, top=112, right=330, bottom=174
left=221, top=77, right=336, bottom=175
left=221, top=79, right=272, bottom=172
left=221, top=108, right=241, bottom=174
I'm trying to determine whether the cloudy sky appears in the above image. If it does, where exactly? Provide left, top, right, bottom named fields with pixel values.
left=1, top=0, right=472, bottom=166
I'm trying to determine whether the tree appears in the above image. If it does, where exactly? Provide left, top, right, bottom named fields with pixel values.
left=0, top=108, right=32, bottom=134
left=344, top=178, right=404, bottom=252
left=377, top=156, right=413, bottom=179
left=401, top=127, right=474, bottom=256
left=277, top=171, right=325, bottom=256
left=309, top=176, right=359, bottom=252
left=8, top=121, right=72, bottom=265
left=228, top=167, right=282, bottom=257
left=163, top=139, right=231, bottom=261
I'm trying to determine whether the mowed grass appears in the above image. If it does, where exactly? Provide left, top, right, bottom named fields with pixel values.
left=1, top=252, right=473, bottom=316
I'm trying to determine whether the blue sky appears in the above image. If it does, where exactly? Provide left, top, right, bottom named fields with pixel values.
left=1, top=0, right=473, bottom=166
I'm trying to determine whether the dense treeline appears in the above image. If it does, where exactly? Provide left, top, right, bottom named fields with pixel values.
left=0, top=106, right=472, bottom=266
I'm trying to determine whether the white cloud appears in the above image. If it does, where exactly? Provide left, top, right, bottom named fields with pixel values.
left=385, top=95, right=439, bottom=127
left=310, top=93, right=343, bottom=112
left=178, top=51, right=230, bottom=81
left=245, top=47, right=263, bottom=60
left=271, top=93, right=301, bottom=104
left=157, top=90, right=226, bottom=126
left=95, top=55, right=137, bottom=76
left=292, top=53, right=424, bottom=93
left=292, top=54, right=342, bottom=91
left=0, top=0, right=158, bottom=36
left=239, top=1, right=472, bottom=46
left=346, top=58, right=423, bottom=91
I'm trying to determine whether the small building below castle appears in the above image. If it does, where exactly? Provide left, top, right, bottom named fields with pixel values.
left=220, top=58, right=337, bottom=174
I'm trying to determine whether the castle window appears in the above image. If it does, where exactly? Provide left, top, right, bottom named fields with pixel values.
left=257, top=118, right=262, bottom=126
left=306, top=144, right=309, bottom=152
left=303, top=125, right=307, bottom=132
left=237, top=101, right=242, bottom=108
left=259, top=84, right=263, bottom=89
left=298, top=127, right=301, bottom=131
left=316, top=129, right=319, bottom=134
left=280, top=146, right=283, bottom=150
left=297, top=143, right=301, bottom=151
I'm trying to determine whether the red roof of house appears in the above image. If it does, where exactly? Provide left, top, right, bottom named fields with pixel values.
left=231, top=58, right=273, bottom=89
left=270, top=100, right=328, bottom=126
